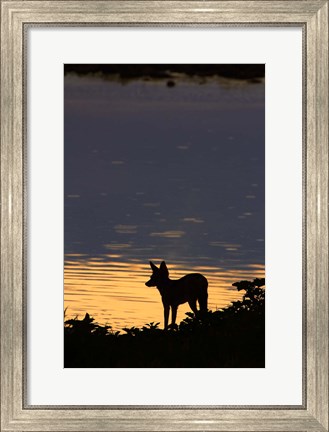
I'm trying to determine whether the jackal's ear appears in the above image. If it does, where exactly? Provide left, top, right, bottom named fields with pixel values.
left=160, top=261, right=168, bottom=274
left=150, top=261, right=158, bottom=272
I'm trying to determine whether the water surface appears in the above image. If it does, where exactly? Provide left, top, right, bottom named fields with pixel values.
left=64, top=73, right=265, bottom=330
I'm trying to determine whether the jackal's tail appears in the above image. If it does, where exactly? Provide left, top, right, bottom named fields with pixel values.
left=199, top=292, right=208, bottom=311
left=198, top=280, right=208, bottom=311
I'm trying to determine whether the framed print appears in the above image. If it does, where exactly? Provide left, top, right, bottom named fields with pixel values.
left=1, top=0, right=328, bottom=431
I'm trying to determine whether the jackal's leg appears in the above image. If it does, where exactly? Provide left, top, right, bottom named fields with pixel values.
left=188, top=300, right=198, bottom=315
left=164, top=305, right=170, bottom=329
left=171, top=305, right=178, bottom=326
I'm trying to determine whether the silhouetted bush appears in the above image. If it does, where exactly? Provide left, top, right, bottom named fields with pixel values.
left=64, top=64, right=265, bottom=82
left=64, top=278, right=265, bottom=368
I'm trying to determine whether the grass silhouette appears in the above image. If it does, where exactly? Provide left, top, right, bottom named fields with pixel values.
left=64, top=278, right=265, bottom=368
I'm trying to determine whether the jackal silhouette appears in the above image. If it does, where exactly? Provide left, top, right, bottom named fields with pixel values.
left=145, top=261, right=208, bottom=329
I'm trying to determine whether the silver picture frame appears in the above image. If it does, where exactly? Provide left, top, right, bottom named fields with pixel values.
left=1, top=1, right=328, bottom=431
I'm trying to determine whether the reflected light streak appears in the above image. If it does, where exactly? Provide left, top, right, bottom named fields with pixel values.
left=64, top=258, right=265, bottom=331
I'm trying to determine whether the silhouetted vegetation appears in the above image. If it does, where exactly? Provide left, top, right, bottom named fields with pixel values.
left=64, top=64, right=265, bottom=82
left=64, top=278, right=265, bottom=367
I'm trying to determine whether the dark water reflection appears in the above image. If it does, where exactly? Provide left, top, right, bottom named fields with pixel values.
left=64, top=74, right=265, bottom=329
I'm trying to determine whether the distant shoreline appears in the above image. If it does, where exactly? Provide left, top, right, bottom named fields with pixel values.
left=64, top=64, right=265, bottom=82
